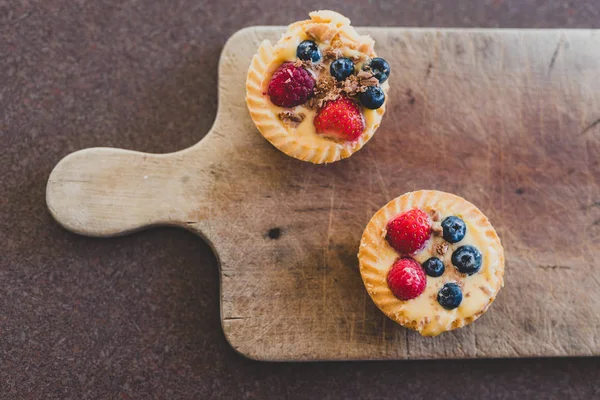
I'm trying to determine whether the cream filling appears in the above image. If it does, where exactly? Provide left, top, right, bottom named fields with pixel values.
left=378, top=205, right=502, bottom=336
left=260, top=24, right=383, bottom=146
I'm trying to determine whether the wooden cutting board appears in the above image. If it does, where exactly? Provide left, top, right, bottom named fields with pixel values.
left=46, top=27, right=600, bottom=361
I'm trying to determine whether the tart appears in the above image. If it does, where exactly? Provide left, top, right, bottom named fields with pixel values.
left=246, top=10, right=390, bottom=163
left=358, top=190, right=505, bottom=336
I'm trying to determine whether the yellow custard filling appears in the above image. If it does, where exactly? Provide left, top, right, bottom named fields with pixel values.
left=260, top=14, right=387, bottom=147
left=397, top=207, right=500, bottom=336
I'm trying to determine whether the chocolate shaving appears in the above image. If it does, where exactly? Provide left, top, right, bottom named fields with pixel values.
left=340, top=73, right=378, bottom=97
left=436, top=241, right=449, bottom=256
left=313, top=76, right=335, bottom=97
left=341, top=75, right=361, bottom=96
left=294, top=58, right=325, bottom=72
left=356, top=69, right=379, bottom=86
left=323, top=47, right=343, bottom=61
left=430, top=209, right=441, bottom=222
left=307, top=76, right=341, bottom=109
left=278, top=111, right=305, bottom=128
left=356, top=69, right=371, bottom=79
left=313, top=63, right=325, bottom=72
left=307, top=69, right=381, bottom=109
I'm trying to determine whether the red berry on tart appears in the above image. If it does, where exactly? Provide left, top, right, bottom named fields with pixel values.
left=267, top=62, right=315, bottom=108
left=314, top=96, right=365, bottom=142
left=385, top=209, right=432, bottom=255
left=387, top=258, right=427, bottom=300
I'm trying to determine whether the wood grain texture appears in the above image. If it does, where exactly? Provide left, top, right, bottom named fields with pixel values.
left=46, top=27, right=600, bottom=360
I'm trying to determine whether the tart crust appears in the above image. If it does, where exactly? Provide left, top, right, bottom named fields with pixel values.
left=358, top=190, right=505, bottom=336
left=245, top=10, right=388, bottom=164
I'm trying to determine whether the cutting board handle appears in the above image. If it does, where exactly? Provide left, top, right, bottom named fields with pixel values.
left=46, top=147, right=203, bottom=237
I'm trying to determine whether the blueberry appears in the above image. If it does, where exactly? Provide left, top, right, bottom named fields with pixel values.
left=359, top=86, right=385, bottom=109
left=330, top=57, right=354, bottom=81
left=437, top=282, right=463, bottom=310
left=364, top=57, right=390, bottom=83
left=441, top=216, right=466, bottom=243
left=422, top=257, right=445, bottom=277
left=296, top=40, right=322, bottom=63
left=451, top=245, right=482, bottom=275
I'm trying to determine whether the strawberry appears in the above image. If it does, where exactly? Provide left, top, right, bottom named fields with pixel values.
left=385, top=209, right=431, bottom=254
left=267, top=62, right=315, bottom=108
left=314, top=96, right=365, bottom=141
left=387, top=258, right=427, bottom=300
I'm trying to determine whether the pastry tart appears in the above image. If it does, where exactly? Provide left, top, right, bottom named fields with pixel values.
left=358, top=190, right=505, bottom=336
left=246, top=10, right=390, bottom=163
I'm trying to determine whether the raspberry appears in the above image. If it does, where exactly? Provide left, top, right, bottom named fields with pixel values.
left=385, top=209, right=431, bottom=254
left=267, top=62, right=315, bottom=108
left=387, top=258, right=427, bottom=300
left=313, top=96, right=365, bottom=141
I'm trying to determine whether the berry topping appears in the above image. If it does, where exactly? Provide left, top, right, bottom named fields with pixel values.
left=422, top=257, right=445, bottom=277
left=359, top=86, right=385, bottom=109
left=267, top=62, right=315, bottom=108
left=330, top=57, right=354, bottom=81
left=364, top=57, right=390, bottom=83
left=437, top=282, right=463, bottom=310
left=314, top=96, right=365, bottom=141
left=385, top=209, right=432, bottom=254
left=387, top=258, right=427, bottom=300
left=296, top=40, right=322, bottom=62
left=451, top=245, right=482, bottom=275
left=441, top=216, right=466, bottom=243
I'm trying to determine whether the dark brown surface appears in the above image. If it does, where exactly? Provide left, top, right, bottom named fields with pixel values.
left=2, top=0, right=600, bottom=398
